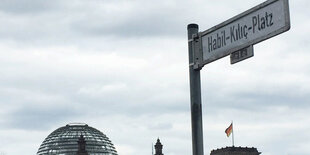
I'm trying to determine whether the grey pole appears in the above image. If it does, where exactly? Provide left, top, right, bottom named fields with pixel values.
left=187, top=24, right=204, bottom=155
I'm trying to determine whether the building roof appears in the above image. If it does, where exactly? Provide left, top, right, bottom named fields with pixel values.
left=210, top=146, right=261, bottom=155
left=37, top=123, right=118, bottom=155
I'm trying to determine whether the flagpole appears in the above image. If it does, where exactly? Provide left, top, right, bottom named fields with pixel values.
left=152, top=143, right=154, bottom=155
left=232, top=121, right=234, bottom=147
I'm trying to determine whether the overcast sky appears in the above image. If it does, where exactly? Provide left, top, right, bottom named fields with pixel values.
left=0, top=0, right=309, bottom=155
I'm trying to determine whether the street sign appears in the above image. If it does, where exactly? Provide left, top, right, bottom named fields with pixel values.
left=230, top=45, right=254, bottom=64
left=187, top=1, right=291, bottom=154
left=198, top=0, right=290, bottom=66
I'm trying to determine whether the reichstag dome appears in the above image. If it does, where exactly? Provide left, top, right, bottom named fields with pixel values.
left=37, top=123, right=118, bottom=155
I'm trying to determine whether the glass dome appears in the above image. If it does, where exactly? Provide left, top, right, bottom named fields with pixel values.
left=37, top=123, right=118, bottom=155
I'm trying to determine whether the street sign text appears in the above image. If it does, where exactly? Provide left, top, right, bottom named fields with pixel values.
left=230, top=46, right=254, bottom=64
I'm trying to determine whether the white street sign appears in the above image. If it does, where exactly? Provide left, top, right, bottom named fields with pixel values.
left=200, top=0, right=290, bottom=66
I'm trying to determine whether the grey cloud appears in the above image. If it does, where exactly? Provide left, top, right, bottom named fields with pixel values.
left=71, top=9, right=186, bottom=38
left=0, top=0, right=59, bottom=14
left=204, top=87, right=310, bottom=113
left=2, top=106, right=78, bottom=130
left=73, top=87, right=190, bottom=117
left=0, top=0, right=190, bottom=45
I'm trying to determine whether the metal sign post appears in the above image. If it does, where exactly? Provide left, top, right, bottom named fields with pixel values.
left=187, top=0, right=290, bottom=154
left=187, top=24, right=204, bottom=155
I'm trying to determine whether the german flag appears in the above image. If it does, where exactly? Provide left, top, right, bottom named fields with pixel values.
left=225, top=123, right=233, bottom=137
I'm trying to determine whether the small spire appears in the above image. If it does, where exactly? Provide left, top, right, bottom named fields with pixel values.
left=154, top=138, right=163, bottom=155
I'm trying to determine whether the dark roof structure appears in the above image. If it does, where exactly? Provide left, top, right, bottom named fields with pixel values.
left=210, top=146, right=261, bottom=155
left=37, top=123, right=118, bottom=155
